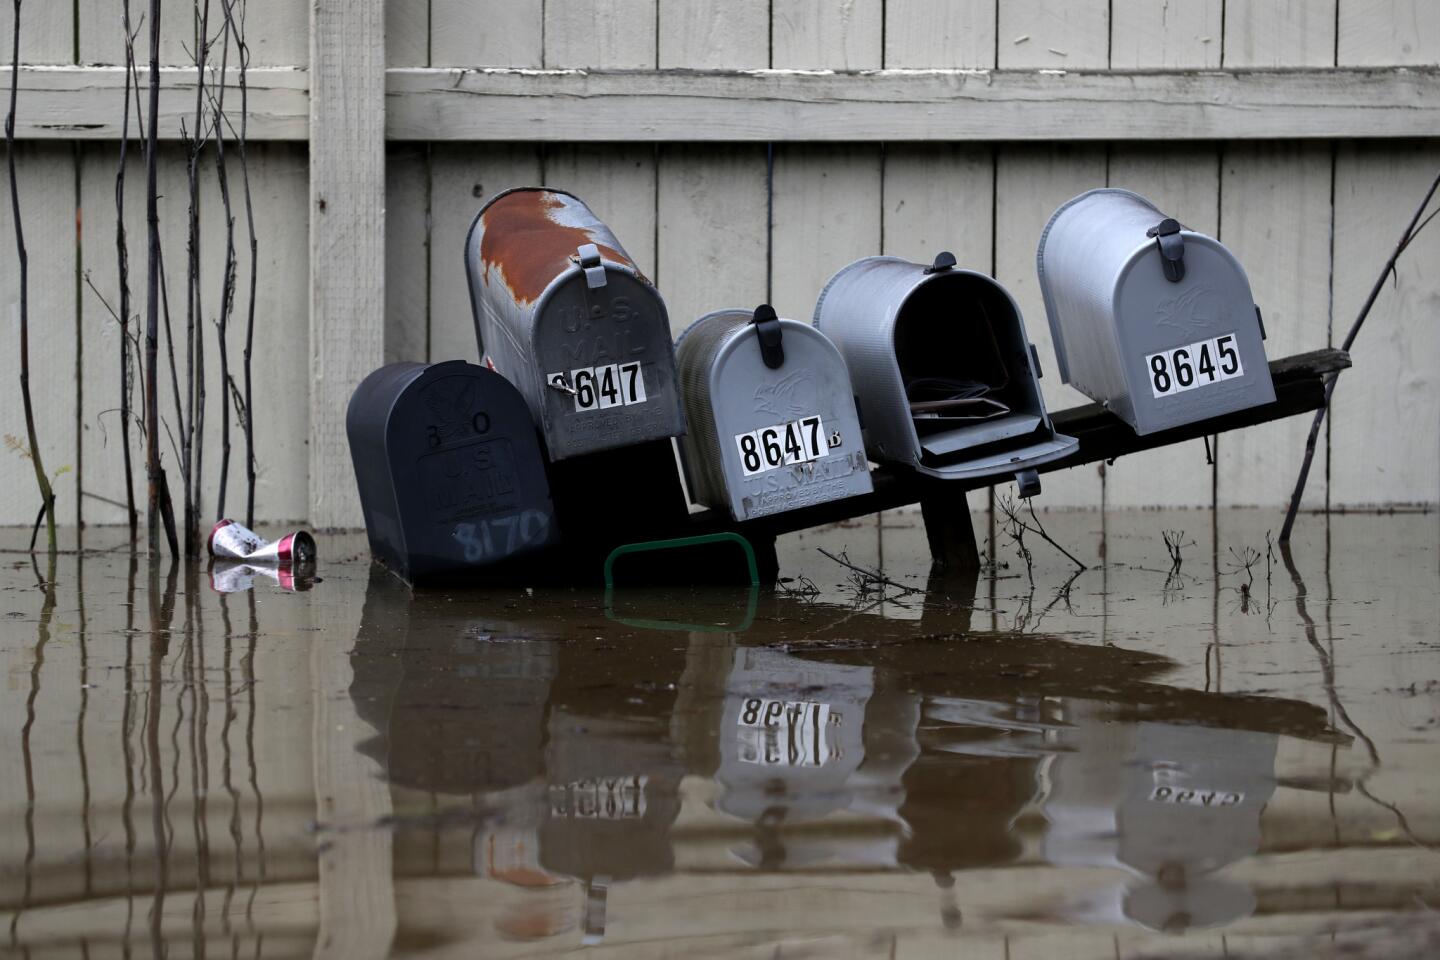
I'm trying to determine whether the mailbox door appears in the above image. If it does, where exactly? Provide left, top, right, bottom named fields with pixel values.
left=389, top=364, right=559, bottom=579
left=532, top=268, right=685, bottom=460
left=710, top=320, right=872, bottom=521
left=1115, top=236, right=1274, bottom=435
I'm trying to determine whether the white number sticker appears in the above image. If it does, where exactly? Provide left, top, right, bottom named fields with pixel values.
left=549, top=362, right=648, bottom=412
left=735, top=415, right=829, bottom=477
left=1145, top=332, right=1244, bottom=399
left=737, top=698, right=835, bottom=768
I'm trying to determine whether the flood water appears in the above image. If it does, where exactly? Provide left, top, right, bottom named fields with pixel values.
left=2, top=508, right=1438, bottom=959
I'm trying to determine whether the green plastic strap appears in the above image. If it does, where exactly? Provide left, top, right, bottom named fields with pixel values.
left=603, top=531, right=760, bottom=589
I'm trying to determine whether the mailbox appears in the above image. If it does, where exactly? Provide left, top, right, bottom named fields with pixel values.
left=814, top=253, right=1078, bottom=484
left=465, top=187, right=686, bottom=460
left=1038, top=188, right=1275, bottom=435
left=675, top=305, right=873, bottom=521
left=346, top=360, right=559, bottom=583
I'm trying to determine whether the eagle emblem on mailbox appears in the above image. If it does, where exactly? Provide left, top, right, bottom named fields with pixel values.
left=753, top=370, right=818, bottom=419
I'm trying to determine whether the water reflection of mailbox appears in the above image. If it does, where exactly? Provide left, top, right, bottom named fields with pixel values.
left=465, top=187, right=686, bottom=460
left=347, top=360, right=559, bottom=583
left=1038, top=188, right=1275, bottom=435
left=814, top=253, right=1078, bottom=487
left=675, top=305, right=873, bottom=521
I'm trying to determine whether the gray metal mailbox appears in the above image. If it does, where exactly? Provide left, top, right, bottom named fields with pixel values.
left=465, top=187, right=686, bottom=460
left=675, top=305, right=873, bottom=521
left=346, top=360, right=559, bottom=583
left=1038, top=188, right=1275, bottom=435
left=814, top=253, right=1078, bottom=485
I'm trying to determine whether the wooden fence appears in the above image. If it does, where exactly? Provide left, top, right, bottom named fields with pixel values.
left=2, top=0, right=1437, bottom=529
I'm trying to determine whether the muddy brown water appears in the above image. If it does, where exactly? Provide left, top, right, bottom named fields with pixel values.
left=2, top=509, right=1437, bottom=958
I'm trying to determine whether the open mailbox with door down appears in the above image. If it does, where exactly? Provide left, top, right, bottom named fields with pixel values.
left=1038, top=188, right=1275, bottom=435
left=346, top=360, right=559, bottom=584
left=675, top=305, right=873, bottom=522
left=465, top=187, right=686, bottom=461
left=814, top=253, right=1078, bottom=491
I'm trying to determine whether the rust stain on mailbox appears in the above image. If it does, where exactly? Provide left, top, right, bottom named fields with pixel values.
left=479, top=190, right=632, bottom=304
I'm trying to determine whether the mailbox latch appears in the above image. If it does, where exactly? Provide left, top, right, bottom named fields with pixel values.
left=751, top=304, right=785, bottom=369
left=924, top=251, right=958, bottom=275
left=1146, top=218, right=1186, bottom=283
left=576, top=243, right=608, bottom=289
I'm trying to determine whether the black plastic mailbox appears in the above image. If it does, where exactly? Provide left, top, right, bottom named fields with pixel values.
left=346, top=360, right=559, bottom=583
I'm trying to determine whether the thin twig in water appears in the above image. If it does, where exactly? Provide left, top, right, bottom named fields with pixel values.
left=115, top=0, right=143, bottom=538
left=1281, top=166, right=1440, bottom=541
left=6, top=0, right=58, bottom=554
left=817, top=548, right=922, bottom=599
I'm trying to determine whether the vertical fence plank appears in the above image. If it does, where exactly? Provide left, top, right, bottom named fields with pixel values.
left=770, top=144, right=882, bottom=323
left=78, top=0, right=309, bottom=67
left=427, top=144, right=541, bottom=365
left=1110, top=0, right=1222, bottom=69
left=309, top=0, right=384, bottom=529
left=387, top=0, right=431, bottom=67
left=772, top=0, right=884, bottom=69
left=545, top=144, right=658, bottom=276
left=0, top=1, right=73, bottom=64
left=0, top=144, right=77, bottom=526
left=658, top=0, right=769, bottom=68
left=994, top=144, right=1107, bottom=508
left=881, top=144, right=992, bottom=269
left=1337, top=0, right=1440, bottom=66
left=1103, top=146, right=1220, bottom=508
left=1330, top=141, right=1440, bottom=508
left=546, top=0, right=658, bottom=69
left=997, top=0, right=1109, bottom=69
left=1218, top=143, right=1333, bottom=509
left=386, top=144, right=430, bottom=364
left=430, top=0, right=543, bottom=68
left=1223, top=0, right=1337, bottom=67
left=884, top=0, right=996, bottom=68
left=656, top=144, right=768, bottom=335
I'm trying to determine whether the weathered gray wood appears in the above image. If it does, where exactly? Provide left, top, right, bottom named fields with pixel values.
left=0, top=145, right=78, bottom=526
left=1329, top=141, right=1440, bottom=508
left=994, top=143, right=1107, bottom=508
left=387, top=0, right=430, bottom=68
left=881, top=143, right=993, bottom=268
left=1102, top=145, right=1221, bottom=508
left=430, top=0, right=543, bottom=68
left=77, top=0, right=309, bottom=67
left=1224, top=0, right=1338, bottom=67
left=427, top=144, right=541, bottom=364
left=885, top=0, right=996, bottom=68
left=79, top=143, right=312, bottom=528
left=0, top=0, right=74, bottom=65
left=770, top=144, right=882, bottom=324
left=658, top=0, right=769, bottom=69
left=772, top=0, right=883, bottom=69
left=309, top=0, right=384, bottom=529
left=10, top=66, right=1440, bottom=143
left=998, top=0, right=1109, bottom=69
left=385, top=144, right=430, bottom=365
left=1218, top=143, right=1333, bottom=509
left=546, top=0, right=657, bottom=69
left=3, top=66, right=309, bottom=139
left=655, top=143, right=768, bottom=335
left=1337, top=0, right=1440, bottom=66
left=383, top=67, right=1440, bottom=142
left=1110, top=0, right=1222, bottom=69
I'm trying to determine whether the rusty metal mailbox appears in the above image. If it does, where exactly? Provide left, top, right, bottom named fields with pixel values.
left=1038, top=188, right=1275, bottom=435
left=675, top=305, right=873, bottom=521
left=814, top=253, right=1078, bottom=487
left=465, top=187, right=686, bottom=460
left=346, top=360, right=559, bottom=583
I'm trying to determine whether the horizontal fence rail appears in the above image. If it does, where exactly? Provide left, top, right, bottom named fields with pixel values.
left=4, top=66, right=1439, bottom=141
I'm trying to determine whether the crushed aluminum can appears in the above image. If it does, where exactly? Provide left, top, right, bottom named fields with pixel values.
left=208, top=519, right=317, bottom=565
left=210, top=560, right=315, bottom=594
